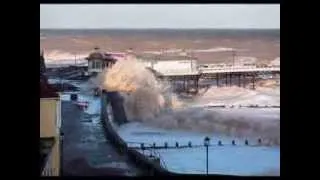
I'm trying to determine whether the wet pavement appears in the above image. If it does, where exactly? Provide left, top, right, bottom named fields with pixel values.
left=61, top=100, right=141, bottom=176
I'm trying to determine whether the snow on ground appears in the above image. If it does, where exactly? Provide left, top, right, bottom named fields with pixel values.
left=117, top=122, right=280, bottom=176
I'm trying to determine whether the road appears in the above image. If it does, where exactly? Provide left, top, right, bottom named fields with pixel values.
left=61, top=100, right=141, bottom=176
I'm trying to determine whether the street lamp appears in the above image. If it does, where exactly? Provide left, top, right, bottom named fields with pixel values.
left=204, top=136, right=210, bottom=175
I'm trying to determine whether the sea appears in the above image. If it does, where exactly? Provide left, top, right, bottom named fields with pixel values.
left=40, top=28, right=280, bottom=64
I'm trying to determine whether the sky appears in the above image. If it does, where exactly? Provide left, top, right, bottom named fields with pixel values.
left=40, top=4, right=280, bottom=29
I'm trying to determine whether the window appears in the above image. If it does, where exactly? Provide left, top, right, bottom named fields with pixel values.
left=91, top=60, right=102, bottom=69
left=93, top=60, right=97, bottom=69
left=95, top=60, right=102, bottom=69
left=89, top=61, right=93, bottom=69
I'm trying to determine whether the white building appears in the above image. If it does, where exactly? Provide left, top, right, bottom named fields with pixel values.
left=137, top=54, right=199, bottom=75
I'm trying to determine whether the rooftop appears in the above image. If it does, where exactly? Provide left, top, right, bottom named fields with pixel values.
left=86, top=51, right=117, bottom=61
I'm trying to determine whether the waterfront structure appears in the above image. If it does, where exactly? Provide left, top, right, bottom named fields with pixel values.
left=85, top=47, right=125, bottom=76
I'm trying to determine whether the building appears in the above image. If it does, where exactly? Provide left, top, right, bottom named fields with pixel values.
left=40, top=53, right=61, bottom=176
left=85, top=47, right=119, bottom=76
left=136, top=54, right=199, bottom=75
left=40, top=50, right=46, bottom=75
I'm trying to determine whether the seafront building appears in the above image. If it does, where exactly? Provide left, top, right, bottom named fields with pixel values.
left=85, top=47, right=126, bottom=76
left=40, top=52, right=62, bottom=176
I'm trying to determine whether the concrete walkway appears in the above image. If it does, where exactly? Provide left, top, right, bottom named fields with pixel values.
left=61, top=100, right=141, bottom=176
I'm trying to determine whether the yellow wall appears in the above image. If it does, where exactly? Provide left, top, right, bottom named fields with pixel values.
left=40, top=98, right=61, bottom=176
left=42, top=139, right=60, bottom=176
left=40, top=98, right=59, bottom=137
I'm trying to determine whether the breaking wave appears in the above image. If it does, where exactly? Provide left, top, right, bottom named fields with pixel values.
left=97, top=56, right=280, bottom=145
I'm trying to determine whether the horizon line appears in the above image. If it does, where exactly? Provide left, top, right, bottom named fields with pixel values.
left=41, top=28, right=280, bottom=30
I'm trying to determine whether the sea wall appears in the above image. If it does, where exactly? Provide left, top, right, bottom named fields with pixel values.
left=100, top=91, right=247, bottom=177
left=100, top=91, right=176, bottom=176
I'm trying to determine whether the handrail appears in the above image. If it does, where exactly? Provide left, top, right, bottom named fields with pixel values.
left=126, top=141, right=167, bottom=169
left=200, top=67, right=280, bottom=73
left=152, top=66, right=280, bottom=77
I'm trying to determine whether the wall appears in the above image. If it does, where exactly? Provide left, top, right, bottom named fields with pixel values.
left=40, top=98, right=61, bottom=176
left=40, top=98, right=60, bottom=137
left=100, top=91, right=176, bottom=176
left=41, top=139, right=60, bottom=176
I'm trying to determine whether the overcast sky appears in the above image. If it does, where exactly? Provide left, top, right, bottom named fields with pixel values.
left=40, top=4, right=280, bottom=29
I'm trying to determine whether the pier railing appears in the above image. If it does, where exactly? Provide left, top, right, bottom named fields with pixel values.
left=126, top=141, right=168, bottom=169
left=200, top=67, right=280, bottom=74
left=126, top=138, right=275, bottom=151
left=152, top=65, right=280, bottom=77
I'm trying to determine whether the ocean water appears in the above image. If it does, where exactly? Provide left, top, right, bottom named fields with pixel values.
left=40, top=28, right=280, bottom=38
left=40, top=28, right=280, bottom=63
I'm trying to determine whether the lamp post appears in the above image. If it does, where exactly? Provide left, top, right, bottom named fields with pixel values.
left=204, top=136, right=210, bottom=175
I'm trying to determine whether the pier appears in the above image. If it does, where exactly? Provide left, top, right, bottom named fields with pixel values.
left=152, top=65, right=280, bottom=93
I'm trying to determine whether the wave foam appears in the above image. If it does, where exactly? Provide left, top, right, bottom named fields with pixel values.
left=97, top=56, right=280, bottom=145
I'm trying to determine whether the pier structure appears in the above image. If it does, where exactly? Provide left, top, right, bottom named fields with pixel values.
left=138, top=50, right=279, bottom=93
left=150, top=65, right=280, bottom=93
left=157, top=72, right=201, bottom=94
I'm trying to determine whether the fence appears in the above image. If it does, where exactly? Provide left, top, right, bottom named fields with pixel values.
left=126, top=138, right=273, bottom=151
